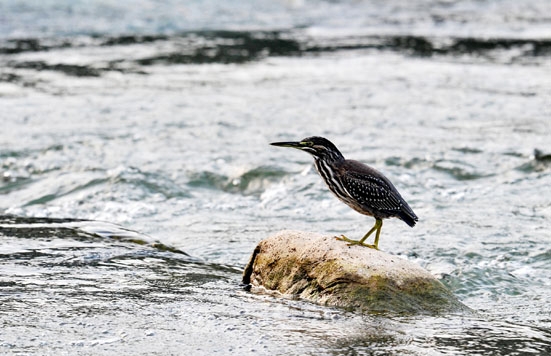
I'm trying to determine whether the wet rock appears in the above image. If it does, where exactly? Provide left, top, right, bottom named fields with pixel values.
left=534, top=149, right=551, bottom=162
left=243, top=230, right=468, bottom=314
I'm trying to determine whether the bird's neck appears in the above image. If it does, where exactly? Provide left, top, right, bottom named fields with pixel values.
left=314, top=155, right=343, bottom=167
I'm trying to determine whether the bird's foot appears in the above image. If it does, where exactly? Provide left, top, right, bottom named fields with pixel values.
left=335, top=235, right=378, bottom=249
left=349, top=241, right=378, bottom=249
left=335, top=234, right=355, bottom=243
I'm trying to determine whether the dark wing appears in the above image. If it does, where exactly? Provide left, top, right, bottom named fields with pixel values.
left=342, top=169, right=403, bottom=213
left=341, top=160, right=418, bottom=226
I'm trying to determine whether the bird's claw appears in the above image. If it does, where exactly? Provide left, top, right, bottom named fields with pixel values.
left=335, top=234, right=353, bottom=243
left=335, top=235, right=378, bottom=249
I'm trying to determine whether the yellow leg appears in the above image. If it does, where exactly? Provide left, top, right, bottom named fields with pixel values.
left=372, top=219, right=382, bottom=250
left=335, top=219, right=382, bottom=249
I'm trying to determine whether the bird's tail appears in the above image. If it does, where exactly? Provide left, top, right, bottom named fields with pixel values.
left=399, top=204, right=418, bottom=227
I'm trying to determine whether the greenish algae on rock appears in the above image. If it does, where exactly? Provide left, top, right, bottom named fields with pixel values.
left=243, top=230, right=469, bottom=314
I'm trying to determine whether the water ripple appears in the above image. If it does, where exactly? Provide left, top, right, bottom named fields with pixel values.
left=187, top=165, right=287, bottom=196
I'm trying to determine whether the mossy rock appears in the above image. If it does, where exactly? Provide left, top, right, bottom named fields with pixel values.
left=243, top=230, right=469, bottom=314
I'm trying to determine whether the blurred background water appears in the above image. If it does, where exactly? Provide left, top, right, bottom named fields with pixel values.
left=1, top=0, right=551, bottom=355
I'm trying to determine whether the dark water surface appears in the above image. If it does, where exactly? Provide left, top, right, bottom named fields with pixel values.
left=1, top=1, right=551, bottom=355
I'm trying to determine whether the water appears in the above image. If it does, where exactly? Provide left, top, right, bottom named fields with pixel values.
left=1, top=0, right=551, bottom=354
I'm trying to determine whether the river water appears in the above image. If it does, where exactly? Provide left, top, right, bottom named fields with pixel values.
left=1, top=1, right=551, bottom=355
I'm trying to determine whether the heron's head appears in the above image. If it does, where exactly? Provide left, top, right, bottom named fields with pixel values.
left=270, top=136, right=344, bottom=162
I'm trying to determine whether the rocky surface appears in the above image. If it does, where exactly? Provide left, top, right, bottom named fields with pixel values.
left=243, top=230, right=469, bottom=314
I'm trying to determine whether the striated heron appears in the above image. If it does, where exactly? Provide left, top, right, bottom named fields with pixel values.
left=271, top=136, right=418, bottom=249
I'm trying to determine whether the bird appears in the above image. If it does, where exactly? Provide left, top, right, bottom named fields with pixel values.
left=270, top=136, right=418, bottom=249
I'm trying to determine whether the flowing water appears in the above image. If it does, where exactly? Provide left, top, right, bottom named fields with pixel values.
left=1, top=1, right=551, bottom=355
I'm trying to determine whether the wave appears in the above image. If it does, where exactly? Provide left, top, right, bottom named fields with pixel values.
left=187, top=165, right=287, bottom=196
left=1, top=31, right=549, bottom=80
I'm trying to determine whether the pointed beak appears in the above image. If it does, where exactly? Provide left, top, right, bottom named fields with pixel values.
left=270, top=141, right=303, bottom=149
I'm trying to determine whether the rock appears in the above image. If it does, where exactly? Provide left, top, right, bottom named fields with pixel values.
left=534, top=148, right=551, bottom=161
left=242, top=230, right=469, bottom=314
